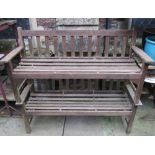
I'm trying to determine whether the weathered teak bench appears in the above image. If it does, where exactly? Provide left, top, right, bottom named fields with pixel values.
left=0, top=27, right=153, bottom=133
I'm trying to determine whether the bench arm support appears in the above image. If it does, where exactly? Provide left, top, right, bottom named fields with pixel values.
left=132, top=46, right=154, bottom=64
left=0, top=46, right=23, bottom=64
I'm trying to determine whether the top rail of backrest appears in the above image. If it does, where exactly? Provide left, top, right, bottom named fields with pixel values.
left=20, top=29, right=135, bottom=37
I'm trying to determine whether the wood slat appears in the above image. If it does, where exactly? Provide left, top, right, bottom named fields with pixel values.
left=28, top=97, right=128, bottom=102
left=32, top=90, right=123, bottom=94
left=104, top=36, right=109, bottom=57
left=27, top=103, right=131, bottom=107
left=88, top=36, right=92, bottom=57
left=30, top=93, right=127, bottom=97
left=122, top=36, right=127, bottom=57
left=13, top=71, right=141, bottom=80
left=15, top=65, right=141, bottom=71
left=26, top=106, right=131, bottom=110
left=19, top=62, right=136, bottom=67
left=114, top=36, right=118, bottom=57
left=53, top=36, right=58, bottom=57
left=79, top=36, right=83, bottom=57
left=22, top=29, right=134, bottom=37
left=45, top=36, right=50, bottom=52
left=70, top=36, right=75, bottom=57
left=96, top=36, right=100, bottom=56
left=62, top=36, right=67, bottom=57
left=28, top=37, right=33, bottom=56
left=36, top=36, right=41, bottom=56
left=21, top=57, right=134, bottom=63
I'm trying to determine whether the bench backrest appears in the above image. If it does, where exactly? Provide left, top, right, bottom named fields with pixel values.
left=18, top=27, right=137, bottom=58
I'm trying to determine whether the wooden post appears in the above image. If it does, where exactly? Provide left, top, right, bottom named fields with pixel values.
left=5, top=62, right=21, bottom=103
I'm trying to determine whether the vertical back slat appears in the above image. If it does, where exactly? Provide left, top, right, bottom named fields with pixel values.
left=45, top=36, right=50, bottom=52
left=96, top=36, right=100, bottom=56
left=62, top=36, right=67, bottom=57
left=114, top=36, right=118, bottom=57
left=104, top=36, right=109, bottom=57
left=88, top=36, right=92, bottom=57
left=70, top=36, right=75, bottom=57
left=79, top=36, right=83, bottom=57
left=36, top=36, right=41, bottom=56
left=129, top=30, right=137, bottom=57
left=53, top=36, right=58, bottom=57
left=17, top=27, right=24, bottom=56
left=28, top=37, right=33, bottom=56
left=122, top=36, right=127, bottom=57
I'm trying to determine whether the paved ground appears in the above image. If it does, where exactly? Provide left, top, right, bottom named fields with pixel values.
left=0, top=95, right=155, bottom=136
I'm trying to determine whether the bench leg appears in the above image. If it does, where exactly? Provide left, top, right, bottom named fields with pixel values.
left=24, top=115, right=32, bottom=134
left=126, top=106, right=137, bottom=134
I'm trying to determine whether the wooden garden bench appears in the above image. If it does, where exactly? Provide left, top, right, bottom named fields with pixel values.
left=0, top=27, right=153, bottom=133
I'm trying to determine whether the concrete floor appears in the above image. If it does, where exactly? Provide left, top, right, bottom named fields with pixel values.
left=1, top=95, right=155, bottom=136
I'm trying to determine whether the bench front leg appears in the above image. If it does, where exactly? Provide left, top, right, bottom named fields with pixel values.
left=5, top=62, right=21, bottom=103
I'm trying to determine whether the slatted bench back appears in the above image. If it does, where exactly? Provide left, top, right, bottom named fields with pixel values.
left=18, top=28, right=136, bottom=58
left=17, top=28, right=136, bottom=92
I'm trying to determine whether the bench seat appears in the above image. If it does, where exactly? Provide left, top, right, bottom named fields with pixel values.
left=25, top=90, right=133, bottom=116
left=13, top=57, right=142, bottom=79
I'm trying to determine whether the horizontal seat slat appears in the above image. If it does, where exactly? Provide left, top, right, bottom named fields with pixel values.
left=26, top=106, right=132, bottom=110
left=14, top=67, right=140, bottom=72
left=21, top=57, right=134, bottom=63
left=33, top=90, right=123, bottom=94
left=30, top=93, right=127, bottom=97
left=27, top=101, right=130, bottom=105
left=19, top=62, right=136, bottom=66
left=26, top=103, right=131, bottom=107
left=12, top=72, right=141, bottom=79
left=26, top=110, right=132, bottom=116
left=29, top=98, right=128, bottom=101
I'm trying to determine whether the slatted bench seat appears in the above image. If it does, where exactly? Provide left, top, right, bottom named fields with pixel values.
left=25, top=90, right=133, bottom=116
left=0, top=27, right=153, bottom=134
left=13, top=57, right=142, bottom=79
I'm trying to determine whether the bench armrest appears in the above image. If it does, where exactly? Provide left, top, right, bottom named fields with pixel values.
left=0, top=46, right=23, bottom=64
left=132, top=46, right=154, bottom=64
